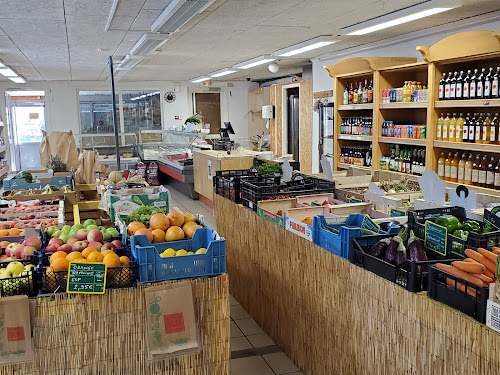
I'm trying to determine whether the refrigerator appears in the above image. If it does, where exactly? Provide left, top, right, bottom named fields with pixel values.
left=318, top=102, right=334, bottom=172
left=288, top=95, right=300, bottom=162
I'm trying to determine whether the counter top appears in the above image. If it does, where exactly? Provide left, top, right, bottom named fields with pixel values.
left=192, top=149, right=259, bottom=159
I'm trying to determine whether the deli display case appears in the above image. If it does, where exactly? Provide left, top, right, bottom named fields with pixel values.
left=318, top=102, right=334, bottom=172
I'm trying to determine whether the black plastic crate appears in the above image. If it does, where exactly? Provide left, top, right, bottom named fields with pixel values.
left=38, top=248, right=138, bottom=294
left=427, top=265, right=488, bottom=323
left=350, top=234, right=462, bottom=292
left=0, top=260, right=37, bottom=297
left=408, top=206, right=500, bottom=256
left=213, top=168, right=260, bottom=203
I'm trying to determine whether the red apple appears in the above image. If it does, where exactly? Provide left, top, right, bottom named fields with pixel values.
left=21, top=246, right=36, bottom=259
left=11, top=244, right=25, bottom=259
left=88, top=241, right=102, bottom=252
left=83, top=239, right=89, bottom=246
left=111, top=240, right=124, bottom=249
left=49, top=238, right=64, bottom=247
left=72, top=241, right=87, bottom=252
left=66, top=237, right=78, bottom=247
left=76, top=229, right=88, bottom=241
left=87, top=229, right=103, bottom=243
left=101, top=242, right=115, bottom=251
left=45, top=244, right=58, bottom=254
left=57, top=244, right=72, bottom=254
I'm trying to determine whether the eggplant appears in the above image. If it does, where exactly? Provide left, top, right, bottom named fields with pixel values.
left=368, top=237, right=391, bottom=258
left=407, top=230, right=428, bottom=262
left=384, top=227, right=408, bottom=265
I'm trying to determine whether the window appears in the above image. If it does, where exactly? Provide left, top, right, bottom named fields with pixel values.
left=122, top=91, right=162, bottom=133
left=79, top=91, right=115, bottom=133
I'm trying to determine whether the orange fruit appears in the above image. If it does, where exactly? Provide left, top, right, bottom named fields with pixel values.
left=119, top=256, right=130, bottom=265
left=114, top=268, right=132, bottom=285
left=182, top=221, right=197, bottom=233
left=0, top=230, right=9, bottom=237
left=183, top=213, right=196, bottom=224
left=0, top=241, right=10, bottom=248
left=127, top=221, right=146, bottom=236
left=134, top=228, right=154, bottom=242
left=103, top=253, right=121, bottom=268
left=8, top=228, right=20, bottom=236
left=185, top=225, right=202, bottom=239
left=81, top=247, right=96, bottom=259
left=51, top=257, right=70, bottom=272
left=167, top=211, right=184, bottom=227
left=101, top=250, right=115, bottom=257
left=165, top=226, right=185, bottom=241
left=150, top=213, right=170, bottom=231
left=50, top=251, right=68, bottom=264
left=86, top=251, right=104, bottom=262
left=151, top=229, right=166, bottom=243
left=66, top=252, right=84, bottom=262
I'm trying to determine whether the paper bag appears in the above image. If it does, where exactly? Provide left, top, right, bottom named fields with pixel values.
left=39, top=130, right=79, bottom=170
left=75, top=150, right=101, bottom=184
left=144, top=281, right=200, bottom=360
left=0, top=295, right=33, bottom=365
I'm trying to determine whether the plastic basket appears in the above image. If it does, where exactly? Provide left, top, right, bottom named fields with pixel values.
left=37, top=248, right=137, bottom=294
left=0, top=260, right=37, bottom=297
left=313, top=214, right=400, bottom=259
left=408, top=206, right=500, bottom=256
left=350, top=234, right=461, bottom=292
left=427, top=265, right=488, bottom=323
left=130, top=228, right=225, bottom=282
left=214, top=168, right=260, bottom=203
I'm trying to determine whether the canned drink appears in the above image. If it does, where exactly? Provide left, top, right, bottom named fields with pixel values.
left=390, top=89, right=395, bottom=102
left=408, top=125, right=414, bottom=139
left=415, top=126, right=420, bottom=139
left=421, top=126, right=426, bottom=139
left=395, top=125, right=401, bottom=138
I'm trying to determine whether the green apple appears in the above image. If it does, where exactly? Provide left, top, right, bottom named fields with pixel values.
left=86, top=225, right=98, bottom=231
left=59, top=233, right=70, bottom=243
left=62, top=225, right=72, bottom=232
left=98, top=226, right=106, bottom=231
left=107, top=228, right=119, bottom=237
left=83, top=219, right=96, bottom=228
left=101, top=231, right=112, bottom=241
left=24, top=264, right=35, bottom=272
left=68, top=230, right=78, bottom=238
left=53, top=230, right=62, bottom=238
left=72, top=224, right=84, bottom=231
left=7, top=261, right=25, bottom=277
left=47, top=226, right=59, bottom=237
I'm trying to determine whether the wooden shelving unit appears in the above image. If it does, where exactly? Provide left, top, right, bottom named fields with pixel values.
left=324, top=30, right=500, bottom=197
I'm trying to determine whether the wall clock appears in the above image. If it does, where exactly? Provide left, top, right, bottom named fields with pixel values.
left=164, top=91, right=176, bottom=103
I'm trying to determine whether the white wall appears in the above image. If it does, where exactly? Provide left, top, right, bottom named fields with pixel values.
left=310, top=14, right=500, bottom=173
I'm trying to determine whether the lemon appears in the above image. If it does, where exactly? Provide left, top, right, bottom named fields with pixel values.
left=187, top=251, right=194, bottom=255
left=176, top=249, right=188, bottom=256
left=195, top=248, right=207, bottom=254
left=163, top=248, right=176, bottom=257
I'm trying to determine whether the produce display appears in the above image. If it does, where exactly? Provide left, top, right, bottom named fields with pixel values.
left=255, top=163, right=282, bottom=176
left=124, top=205, right=167, bottom=225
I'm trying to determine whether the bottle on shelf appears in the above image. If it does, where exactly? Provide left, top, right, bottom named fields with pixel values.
left=439, top=72, right=446, bottom=100
left=343, top=83, right=349, bottom=105
left=483, top=113, right=492, bottom=144
left=464, top=153, right=473, bottom=185
left=437, top=113, right=444, bottom=140
left=463, top=70, right=471, bottom=100
left=472, top=154, right=481, bottom=186
left=358, top=81, right=363, bottom=104
left=419, top=149, right=425, bottom=174
left=462, top=113, right=470, bottom=142
left=353, top=82, right=359, bottom=104
left=470, top=69, right=478, bottom=99
left=349, top=83, right=354, bottom=104
left=444, top=152, right=452, bottom=181
left=468, top=113, right=477, bottom=142
left=450, top=71, right=457, bottom=100
left=493, top=67, right=499, bottom=99
left=495, top=158, right=500, bottom=190
left=458, top=153, right=467, bottom=184
left=477, top=68, right=485, bottom=99
left=485, top=67, right=493, bottom=99
left=478, top=154, right=488, bottom=187
left=367, top=80, right=373, bottom=103
left=363, top=79, right=368, bottom=104
left=475, top=113, right=484, bottom=144
left=455, top=113, right=464, bottom=142
left=449, top=113, right=457, bottom=142
left=493, top=113, right=500, bottom=145
left=444, top=73, right=452, bottom=100
left=450, top=152, right=459, bottom=182
left=443, top=113, right=450, bottom=141
left=487, top=156, right=496, bottom=189
left=456, top=71, right=463, bottom=100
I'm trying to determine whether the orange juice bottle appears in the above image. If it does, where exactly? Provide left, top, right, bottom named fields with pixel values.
left=458, top=153, right=466, bottom=184
left=437, top=113, right=444, bottom=140
left=443, top=113, right=450, bottom=141
left=464, top=153, right=473, bottom=185
left=444, top=152, right=452, bottom=181
left=437, top=152, right=446, bottom=179
left=450, top=152, right=459, bottom=182
left=455, top=113, right=464, bottom=142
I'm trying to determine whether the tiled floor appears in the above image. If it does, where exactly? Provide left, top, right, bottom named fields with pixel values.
left=165, top=184, right=303, bottom=375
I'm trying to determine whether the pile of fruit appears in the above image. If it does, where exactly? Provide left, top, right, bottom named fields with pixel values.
left=0, top=262, right=36, bottom=296
left=124, top=205, right=167, bottom=225
left=45, top=219, right=120, bottom=247
left=159, top=247, right=206, bottom=258
left=127, top=211, right=202, bottom=243
left=0, top=218, right=59, bottom=230
left=0, top=236, right=42, bottom=260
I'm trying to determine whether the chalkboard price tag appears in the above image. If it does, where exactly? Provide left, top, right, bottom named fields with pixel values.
left=424, top=220, right=447, bottom=256
left=390, top=208, right=406, bottom=217
left=349, top=197, right=363, bottom=204
left=361, top=215, right=380, bottom=233
left=67, top=262, right=107, bottom=294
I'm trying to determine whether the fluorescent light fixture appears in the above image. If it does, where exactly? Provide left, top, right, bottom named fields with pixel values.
left=210, top=68, right=237, bottom=78
left=113, top=69, right=128, bottom=81
left=341, top=0, right=462, bottom=35
left=130, top=33, right=169, bottom=56
left=273, top=36, right=338, bottom=57
left=0, top=67, right=18, bottom=77
left=233, top=55, right=275, bottom=70
left=9, top=76, right=26, bottom=84
left=151, top=0, right=209, bottom=34
left=191, top=76, right=211, bottom=83
left=115, top=55, right=142, bottom=70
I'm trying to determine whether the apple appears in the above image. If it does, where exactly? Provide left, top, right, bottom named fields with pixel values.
left=6, top=261, right=25, bottom=277
left=66, top=237, right=78, bottom=247
left=48, top=238, right=64, bottom=247
left=86, top=225, right=98, bottom=231
left=76, top=229, right=88, bottom=241
left=83, top=240, right=89, bottom=245
left=21, top=246, right=36, bottom=259
left=68, top=229, right=78, bottom=238
left=88, top=241, right=102, bottom=252
left=6, top=242, right=20, bottom=257
left=87, top=229, right=103, bottom=243
left=23, top=237, right=42, bottom=250
left=11, top=244, right=25, bottom=259
left=72, top=224, right=84, bottom=231
left=111, top=240, right=124, bottom=249
left=72, top=241, right=87, bottom=252
left=102, top=230, right=112, bottom=241
left=59, top=233, right=70, bottom=243
left=107, top=228, right=119, bottom=237
left=53, top=230, right=62, bottom=238
left=57, top=244, right=72, bottom=254
left=83, top=219, right=96, bottom=228
left=101, top=242, right=115, bottom=251
left=45, top=244, right=58, bottom=254
left=62, top=225, right=71, bottom=232
left=47, top=226, right=59, bottom=237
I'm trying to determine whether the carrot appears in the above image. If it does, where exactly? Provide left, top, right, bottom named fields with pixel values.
left=493, top=249, right=500, bottom=255
left=470, top=273, right=494, bottom=284
left=452, top=261, right=484, bottom=274
left=492, top=246, right=500, bottom=252
left=464, top=249, right=497, bottom=274
left=482, top=268, right=495, bottom=279
left=477, top=248, right=498, bottom=264
left=435, top=263, right=487, bottom=287
left=446, top=278, right=477, bottom=297
left=464, top=258, right=481, bottom=264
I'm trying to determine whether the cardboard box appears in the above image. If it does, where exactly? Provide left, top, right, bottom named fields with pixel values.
left=257, top=198, right=297, bottom=227
left=365, top=192, right=421, bottom=214
left=285, top=206, right=333, bottom=242
left=107, top=186, right=170, bottom=221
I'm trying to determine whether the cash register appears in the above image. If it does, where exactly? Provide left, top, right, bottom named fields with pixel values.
left=213, top=122, right=235, bottom=151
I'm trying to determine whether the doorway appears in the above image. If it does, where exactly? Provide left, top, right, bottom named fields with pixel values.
left=5, top=91, right=46, bottom=171
left=194, top=93, right=221, bottom=133
left=282, top=86, right=300, bottom=162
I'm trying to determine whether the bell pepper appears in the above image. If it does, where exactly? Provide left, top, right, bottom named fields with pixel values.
left=460, top=220, right=481, bottom=233
left=482, top=224, right=496, bottom=234
left=435, top=215, right=461, bottom=233
left=452, top=229, right=469, bottom=241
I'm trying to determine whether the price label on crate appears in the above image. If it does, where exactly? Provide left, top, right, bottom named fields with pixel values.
left=349, top=197, right=363, bottom=204
left=390, top=208, right=406, bottom=217
left=67, top=262, right=107, bottom=294
left=361, top=215, right=380, bottom=233
left=424, top=221, right=447, bottom=256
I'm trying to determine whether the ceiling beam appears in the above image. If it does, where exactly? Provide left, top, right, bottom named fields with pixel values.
left=104, top=0, right=120, bottom=31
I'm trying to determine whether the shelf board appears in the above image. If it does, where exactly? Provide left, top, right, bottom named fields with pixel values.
left=337, top=103, right=373, bottom=111
left=335, top=70, right=373, bottom=79
left=433, top=140, right=500, bottom=153
left=435, top=99, right=500, bottom=108
left=379, top=102, right=427, bottom=109
left=0, top=145, right=6, bottom=153
left=337, top=163, right=372, bottom=170
left=0, top=166, right=8, bottom=178
left=379, top=137, right=426, bottom=146
left=337, top=135, right=372, bottom=141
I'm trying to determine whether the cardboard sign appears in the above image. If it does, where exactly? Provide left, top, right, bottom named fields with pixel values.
left=349, top=197, right=363, bottom=204
left=425, top=220, right=447, bottom=256
left=67, top=262, right=107, bottom=294
left=361, top=215, right=380, bottom=233
left=390, top=208, right=406, bottom=217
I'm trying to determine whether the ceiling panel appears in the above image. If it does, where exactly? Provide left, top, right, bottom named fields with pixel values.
left=64, top=0, right=115, bottom=16
left=0, top=0, right=65, bottom=21
left=143, top=0, right=174, bottom=10
left=130, top=9, right=164, bottom=31
left=114, top=0, right=147, bottom=16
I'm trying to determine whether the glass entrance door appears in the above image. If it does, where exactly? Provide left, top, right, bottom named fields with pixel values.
left=5, top=91, right=46, bottom=171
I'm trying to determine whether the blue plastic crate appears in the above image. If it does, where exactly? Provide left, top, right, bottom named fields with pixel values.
left=3, top=173, right=72, bottom=190
left=130, top=227, right=226, bottom=282
left=313, top=214, right=400, bottom=259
